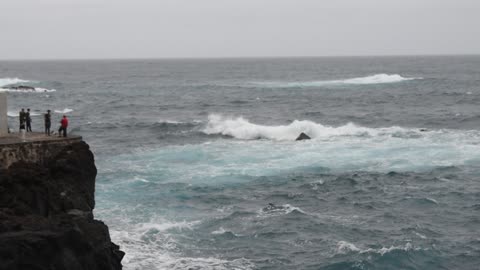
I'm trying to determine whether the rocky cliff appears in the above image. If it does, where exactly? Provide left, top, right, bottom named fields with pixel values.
left=0, top=141, right=124, bottom=270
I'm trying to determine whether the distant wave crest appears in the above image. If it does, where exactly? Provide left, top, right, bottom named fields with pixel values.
left=0, top=88, right=56, bottom=93
left=0, top=77, right=56, bottom=92
left=203, top=114, right=420, bottom=141
left=253, top=74, right=420, bottom=88
left=0, top=77, right=29, bottom=87
left=8, top=111, right=41, bottom=117
left=336, top=241, right=420, bottom=256
left=54, top=108, right=74, bottom=114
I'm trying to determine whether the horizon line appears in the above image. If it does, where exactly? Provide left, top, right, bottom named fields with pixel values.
left=1, top=53, right=480, bottom=62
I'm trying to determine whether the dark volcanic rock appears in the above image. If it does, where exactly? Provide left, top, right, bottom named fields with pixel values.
left=6, top=85, right=36, bottom=90
left=295, top=132, right=311, bottom=141
left=0, top=141, right=124, bottom=270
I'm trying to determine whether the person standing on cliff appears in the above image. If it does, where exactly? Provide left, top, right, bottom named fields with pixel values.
left=26, top=108, right=32, bottom=132
left=58, top=115, right=68, bottom=137
left=19, top=108, right=26, bottom=131
left=44, top=110, right=51, bottom=136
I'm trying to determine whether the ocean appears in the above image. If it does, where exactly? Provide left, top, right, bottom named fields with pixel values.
left=1, top=56, right=479, bottom=270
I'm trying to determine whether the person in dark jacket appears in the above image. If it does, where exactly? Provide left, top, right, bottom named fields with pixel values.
left=44, top=110, right=51, bottom=136
left=58, top=115, right=68, bottom=137
left=19, top=108, right=26, bottom=131
left=26, top=108, right=32, bottom=132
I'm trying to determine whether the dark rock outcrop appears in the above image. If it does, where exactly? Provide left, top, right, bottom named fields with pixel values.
left=6, top=86, right=35, bottom=90
left=0, top=141, right=124, bottom=270
left=295, top=132, right=311, bottom=141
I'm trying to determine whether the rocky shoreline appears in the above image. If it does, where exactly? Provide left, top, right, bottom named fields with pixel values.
left=0, top=141, right=124, bottom=270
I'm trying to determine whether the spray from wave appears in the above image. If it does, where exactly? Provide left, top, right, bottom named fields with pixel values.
left=203, top=114, right=417, bottom=141
left=54, top=108, right=74, bottom=114
left=0, top=78, right=29, bottom=87
left=252, top=74, right=420, bottom=88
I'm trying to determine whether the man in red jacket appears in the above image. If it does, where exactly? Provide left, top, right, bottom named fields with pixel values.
left=58, top=115, right=68, bottom=137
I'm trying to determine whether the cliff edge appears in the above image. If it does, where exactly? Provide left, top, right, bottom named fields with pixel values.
left=0, top=141, right=124, bottom=270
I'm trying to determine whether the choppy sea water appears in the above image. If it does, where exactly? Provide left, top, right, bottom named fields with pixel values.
left=1, top=56, right=480, bottom=270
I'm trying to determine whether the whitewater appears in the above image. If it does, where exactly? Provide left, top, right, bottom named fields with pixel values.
left=250, top=73, right=420, bottom=88
left=2, top=56, right=480, bottom=270
left=0, top=77, right=56, bottom=92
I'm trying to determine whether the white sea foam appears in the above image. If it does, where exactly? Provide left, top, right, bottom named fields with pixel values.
left=211, top=227, right=241, bottom=237
left=157, top=119, right=203, bottom=125
left=336, top=241, right=362, bottom=254
left=137, top=220, right=199, bottom=232
left=106, top=218, right=254, bottom=270
left=336, top=241, right=417, bottom=256
left=0, top=77, right=29, bottom=87
left=203, top=114, right=414, bottom=141
left=112, top=114, right=480, bottom=183
left=54, top=108, right=74, bottom=114
left=158, top=120, right=184, bottom=124
left=425, top=197, right=439, bottom=205
left=414, top=232, right=427, bottom=239
left=34, top=87, right=56, bottom=93
left=212, top=227, right=228, bottom=235
left=340, top=74, right=420, bottom=85
left=253, top=74, right=420, bottom=88
left=8, top=111, right=41, bottom=117
left=0, top=77, right=56, bottom=92
left=257, top=203, right=306, bottom=218
left=0, top=87, right=56, bottom=93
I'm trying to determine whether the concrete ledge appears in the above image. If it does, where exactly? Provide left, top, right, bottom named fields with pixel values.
left=0, top=133, right=83, bottom=169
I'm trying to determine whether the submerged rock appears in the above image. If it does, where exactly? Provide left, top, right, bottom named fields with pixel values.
left=263, top=203, right=280, bottom=212
left=6, top=85, right=35, bottom=90
left=0, top=141, right=124, bottom=270
left=295, top=132, right=311, bottom=141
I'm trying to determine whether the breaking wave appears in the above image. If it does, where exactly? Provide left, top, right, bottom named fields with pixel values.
left=0, top=77, right=56, bottom=92
left=54, top=108, right=74, bottom=114
left=7, top=111, right=41, bottom=117
left=335, top=241, right=420, bottom=256
left=107, top=219, right=254, bottom=270
left=0, top=87, right=56, bottom=93
left=203, top=114, right=419, bottom=141
left=253, top=74, right=420, bottom=88
left=0, top=77, right=29, bottom=87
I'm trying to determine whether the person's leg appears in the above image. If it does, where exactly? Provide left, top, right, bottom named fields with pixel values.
left=64, top=127, right=67, bottom=137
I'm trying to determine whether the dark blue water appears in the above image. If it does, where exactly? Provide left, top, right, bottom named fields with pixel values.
left=1, top=56, right=480, bottom=269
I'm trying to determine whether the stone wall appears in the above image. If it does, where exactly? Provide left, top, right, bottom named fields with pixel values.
left=0, top=136, right=83, bottom=169
left=0, top=93, right=7, bottom=136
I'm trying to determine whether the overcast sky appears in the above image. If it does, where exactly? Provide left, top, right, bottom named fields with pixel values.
left=0, top=0, right=479, bottom=60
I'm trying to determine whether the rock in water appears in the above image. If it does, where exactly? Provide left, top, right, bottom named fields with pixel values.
left=7, top=85, right=36, bottom=90
left=0, top=141, right=124, bottom=270
left=296, top=132, right=311, bottom=141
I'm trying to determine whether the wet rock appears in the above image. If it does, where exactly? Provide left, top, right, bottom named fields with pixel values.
left=0, top=141, right=124, bottom=270
left=295, top=132, right=311, bottom=141
left=6, top=85, right=36, bottom=90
